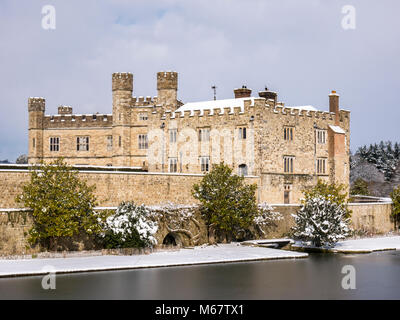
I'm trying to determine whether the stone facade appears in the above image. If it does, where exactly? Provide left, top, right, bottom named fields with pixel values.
left=28, top=71, right=350, bottom=203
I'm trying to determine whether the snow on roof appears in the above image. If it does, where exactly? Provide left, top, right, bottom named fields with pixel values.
left=175, top=98, right=321, bottom=115
left=175, top=97, right=257, bottom=114
left=285, top=105, right=318, bottom=111
left=329, top=125, right=346, bottom=134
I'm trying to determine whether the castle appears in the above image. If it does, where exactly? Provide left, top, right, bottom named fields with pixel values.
left=27, top=71, right=350, bottom=204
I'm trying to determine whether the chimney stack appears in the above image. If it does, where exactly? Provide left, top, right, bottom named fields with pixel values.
left=329, top=90, right=340, bottom=124
left=258, top=87, right=277, bottom=104
left=234, top=85, right=252, bottom=99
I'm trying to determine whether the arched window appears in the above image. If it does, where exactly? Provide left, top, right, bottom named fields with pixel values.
left=238, top=164, right=248, bottom=176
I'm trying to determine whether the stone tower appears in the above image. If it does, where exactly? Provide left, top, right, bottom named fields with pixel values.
left=28, top=97, right=45, bottom=164
left=112, top=72, right=133, bottom=166
left=157, top=71, right=178, bottom=109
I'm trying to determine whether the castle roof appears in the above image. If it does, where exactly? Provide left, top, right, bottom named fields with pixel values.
left=176, top=97, right=256, bottom=113
left=176, top=97, right=319, bottom=113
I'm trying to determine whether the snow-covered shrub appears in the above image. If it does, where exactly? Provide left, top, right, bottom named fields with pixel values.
left=292, top=196, right=351, bottom=247
left=255, top=203, right=282, bottom=228
left=102, top=202, right=158, bottom=249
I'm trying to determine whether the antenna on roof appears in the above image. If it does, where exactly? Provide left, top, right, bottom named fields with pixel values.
left=211, top=85, right=217, bottom=101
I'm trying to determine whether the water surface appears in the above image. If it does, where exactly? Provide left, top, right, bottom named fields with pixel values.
left=1, top=251, right=399, bottom=299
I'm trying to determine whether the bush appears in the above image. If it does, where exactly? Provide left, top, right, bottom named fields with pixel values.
left=350, top=178, right=370, bottom=196
left=303, top=179, right=351, bottom=218
left=390, top=186, right=400, bottom=230
left=102, top=202, right=158, bottom=249
left=292, top=196, right=352, bottom=247
left=16, top=159, right=100, bottom=250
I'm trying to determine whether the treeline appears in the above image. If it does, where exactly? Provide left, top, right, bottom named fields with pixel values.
left=353, top=141, right=400, bottom=181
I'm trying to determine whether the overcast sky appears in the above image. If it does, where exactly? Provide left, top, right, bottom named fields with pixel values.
left=0, top=0, right=399, bottom=161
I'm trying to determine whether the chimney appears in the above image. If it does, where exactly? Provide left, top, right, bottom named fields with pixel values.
left=234, top=85, right=252, bottom=99
left=329, top=90, right=339, bottom=124
left=258, top=87, right=277, bottom=104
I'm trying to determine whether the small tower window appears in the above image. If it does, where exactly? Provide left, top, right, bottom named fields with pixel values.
left=170, top=129, right=177, bottom=143
left=49, top=137, right=59, bottom=152
left=284, top=127, right=294, bottom=141
left=107, top=135, right=113, bottom=151
left=198, top=128, right=210, bottom=142
left=238, top=164, right=248, bottom=176
left=169, top=158, right=177, bottom=173
left=77, top=136, right=89, bottom=151
left=316, top=158, right=327, bottom=174
left=200, top=156, right=210, bottom=172
left=317, top=129, right=327, bottom=144
left=238, top=127, right=247, bottom=140
left=284, top=156, right=294, bottom=173
left=138, top=134, right=148, bottom=149
left=33, top=138, right=36, bottom=148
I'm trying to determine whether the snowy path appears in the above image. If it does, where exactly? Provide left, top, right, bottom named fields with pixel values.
left=0, top=244, right=307, bottom=278
left=293, top=236, right=400, bottom=253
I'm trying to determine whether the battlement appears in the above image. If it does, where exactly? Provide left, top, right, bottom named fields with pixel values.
left=157, top=71, right=178, bottom=90
left=132, top=96, right=157, bottom=106
left=58, top=105, right=73, bottom=114
left=44, top=113, right=113, bottom=128
left=28, top=97, right=45, bottom=112
left=112, top=72, right=133, bottom=91
left=266, top=102, right=348, bottom=124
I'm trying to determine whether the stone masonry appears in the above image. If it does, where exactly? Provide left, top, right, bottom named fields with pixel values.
left=28, top=71, right=350, bottom=204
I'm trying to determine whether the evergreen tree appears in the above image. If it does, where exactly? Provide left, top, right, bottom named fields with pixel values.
left=192, top=163, right=258, bottom=241
left=16, top=159, right=101, bottom=250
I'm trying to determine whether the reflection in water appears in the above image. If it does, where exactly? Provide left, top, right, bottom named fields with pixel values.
left=1, top=251, right=400, bottom=299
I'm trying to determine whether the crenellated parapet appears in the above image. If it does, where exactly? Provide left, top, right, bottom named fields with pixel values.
left=112, top=72, right=133, bottom=92
left=131, top=96, right=157, bottom=106
left=157, top=71, right=178, bottom=90
left=28, top=97, right=45, bottom=112
left=43, top=113, right=113, bottom=128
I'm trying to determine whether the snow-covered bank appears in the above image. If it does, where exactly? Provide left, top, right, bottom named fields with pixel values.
left=0, top=243, right=307, bottom=278
left=292, top=236, right=400, bottom=253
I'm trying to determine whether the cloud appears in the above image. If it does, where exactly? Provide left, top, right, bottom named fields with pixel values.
left=0, top=0, right=399, bottom=161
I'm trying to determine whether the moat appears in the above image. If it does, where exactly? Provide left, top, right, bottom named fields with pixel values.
left=1, top=250, right=399, bottom=299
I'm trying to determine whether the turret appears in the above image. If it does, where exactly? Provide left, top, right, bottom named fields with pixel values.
left=28, top=97, right=45, bottom=163
left=157, top=71, right=178, bottom=109
left=112, top=72, right=133, bottom=166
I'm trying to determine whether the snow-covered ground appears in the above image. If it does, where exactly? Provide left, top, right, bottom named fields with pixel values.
left=293, top=236, right=400, bottom=253
left=0, top=243, right=307, bottom=278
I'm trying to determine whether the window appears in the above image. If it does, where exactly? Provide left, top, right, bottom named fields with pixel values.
left=50, top=137, right=59, bottom=152
left=238, top=164, right=248, bottom=176
left=170, top=129, right=177, bottom=143
left=316, top=158, right=327, bottom=174
left=284, top=127, right=293, bottom=141
left=138, top=134, right=148, bottom=150
left=139, top=113, right=148, bottom=121
left=107, top=135, right=113, bottom=151
left=238, top=127, right=247, bottom=140
left=119, top=136, right=121, bottom=147
left=200, top=156, right=210, bottom=172
left=169, top=158, right=177, bottom=173
left=198, top=128, right=210, bottom=142
left=284, top=184, right=292, bottom=204
left=33, top=138, right=36, bottom=148
left=77, top=136, right=89, bottom=151
left=284, top=156, right=294, bottom=173
left=317, top=129, right=327, bottom=144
